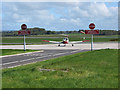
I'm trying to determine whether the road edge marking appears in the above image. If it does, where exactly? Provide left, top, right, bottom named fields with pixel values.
left=0, top=50, right=44, bottom=58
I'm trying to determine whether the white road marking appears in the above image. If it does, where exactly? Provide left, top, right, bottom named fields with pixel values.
left=70, top=49, right=83, bottom=53
left=53, top=53, right=66, bottom=56
left=2, top=61, right=19, bottom=65
left=4, top=61, right=38, bottom=69
left=2, top=50, right=82, bottom=66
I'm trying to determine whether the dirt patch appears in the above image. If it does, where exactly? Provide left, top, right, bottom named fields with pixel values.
left=39, top=68, right=69, bottom=72
left=110, top=39, right=119, bottom=41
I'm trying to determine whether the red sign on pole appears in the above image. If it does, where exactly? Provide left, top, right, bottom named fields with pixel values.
left=18, top=30, right=31, bottom=35
left=89, top=23, right=95, bottom=29
left=21, top=24, right=27, bottom=30
left=18, top=24, right=30, bottom=35
left=85, top=30, right=99, bottom=34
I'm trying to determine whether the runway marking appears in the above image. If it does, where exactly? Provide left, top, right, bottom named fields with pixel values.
left=2, top=50, right=83, bottom=66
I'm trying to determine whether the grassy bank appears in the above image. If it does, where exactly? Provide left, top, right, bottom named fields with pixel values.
left=2, top=49, right=118, bottom=88
left=0, top=49, right=39, bottom=56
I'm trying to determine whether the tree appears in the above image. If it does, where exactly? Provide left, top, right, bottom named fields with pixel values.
left=46, top=31, right=52, bottom=34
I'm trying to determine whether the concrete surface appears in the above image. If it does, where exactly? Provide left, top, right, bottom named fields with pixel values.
left=1, top=42, right=119, bottom=50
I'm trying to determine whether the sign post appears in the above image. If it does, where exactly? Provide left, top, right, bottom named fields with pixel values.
left=91, top=34, right=93, bottom=51
left=85, top=29, right=99, bottom=51
left=85, top=28, right=99, bottom=49
left=19, top=24, right=28, bottom=51
left=24, top=35, right=26, bottom=51
left=89, top=23, right=95, bottom=51
left=18, top=24, right=30, bottom=51
left=21, top=24, right=27, bottom=51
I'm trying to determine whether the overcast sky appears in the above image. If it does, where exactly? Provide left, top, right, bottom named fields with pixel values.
left=2, top=2, right=118, bottom=31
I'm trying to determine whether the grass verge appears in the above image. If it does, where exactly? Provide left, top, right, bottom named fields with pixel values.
left=0, top=49, right=39, bottom=56
left=2, top=34, right=119, bottom=45
left=2, top=49, right=118, bottom=88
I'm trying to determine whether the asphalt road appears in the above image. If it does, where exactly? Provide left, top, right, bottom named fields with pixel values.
left=2, top=49, right=89, bottom=69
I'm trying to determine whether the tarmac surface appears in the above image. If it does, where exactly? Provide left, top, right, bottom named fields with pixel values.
left=1, top=42, right=119, bottom=69
left=2, top=49, right=89, bottom=69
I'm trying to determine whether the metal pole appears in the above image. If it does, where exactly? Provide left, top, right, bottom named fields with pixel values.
left=91, top=34, right=93, bottom=51
left=24, top=35, right=26, bottom=51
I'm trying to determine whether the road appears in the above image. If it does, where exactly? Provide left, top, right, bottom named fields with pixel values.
left=2, top=49, right=89, bottom=69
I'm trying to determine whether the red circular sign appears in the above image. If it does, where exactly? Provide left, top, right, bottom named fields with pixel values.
left=89, top=23, right=95, bottom=29
left=21, top=24, right=27, bottom=30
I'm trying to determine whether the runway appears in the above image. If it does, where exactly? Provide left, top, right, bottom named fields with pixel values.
left=2, top=49, right=89, bottom=69
left=1, top=42, right=118, bottom=50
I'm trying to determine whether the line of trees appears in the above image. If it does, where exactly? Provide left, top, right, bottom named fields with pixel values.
left=1, top=27, right=119, bottom=36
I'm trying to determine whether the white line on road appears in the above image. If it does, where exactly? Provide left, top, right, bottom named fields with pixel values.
left=2, top=61, right=19, bottom=65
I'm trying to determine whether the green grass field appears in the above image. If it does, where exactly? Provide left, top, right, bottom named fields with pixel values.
left=0, top=49, right=38, bottom=56
left=2, top=34, right=119, bottom=44
left=2, top=49, right=118, bottom=88
left=3, top=34, right=119, bottom=37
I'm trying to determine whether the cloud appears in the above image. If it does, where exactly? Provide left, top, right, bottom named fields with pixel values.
left=2, top=2, right=118, bottom=31
left=2, top=0, right=120, bottom=2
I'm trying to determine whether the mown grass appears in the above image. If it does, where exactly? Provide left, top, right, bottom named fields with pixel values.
left=2, top=49, right=118, bottom=88
left=0, top=49, right=39, bottom=56
left=2, top=36, right=118, bottom=44
left=2, top=34, right=119, bottom=37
